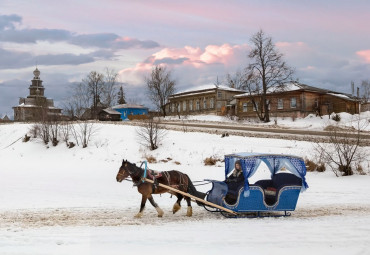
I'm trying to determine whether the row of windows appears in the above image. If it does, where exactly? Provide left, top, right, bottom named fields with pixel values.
left=171, top=98, right=216, bottom=113
left=242, top=98, right=297, bottom=112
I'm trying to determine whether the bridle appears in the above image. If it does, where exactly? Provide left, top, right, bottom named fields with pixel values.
left=118, top=162, right=143, bottom=186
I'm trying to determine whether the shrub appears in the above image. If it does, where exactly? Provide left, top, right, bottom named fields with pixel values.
left=145, top=155, right=157, bottom=163
left=332, top=113, right=341, bottom=122
left=204, top=156, right=220, bottom=166
left=305, top=159, right=317, bottom=172
left=305, top=158, right=326, bottom=172
left=316, top=163, right=326, bottom=172
left=22, top=134, right=31, bottom=142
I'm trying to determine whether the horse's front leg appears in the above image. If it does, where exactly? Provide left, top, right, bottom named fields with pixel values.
left=148, top=195, right=164, bottom=217
left=173, top=194, right=183, bottom=214
left=135, top=195, right=147, bottom=218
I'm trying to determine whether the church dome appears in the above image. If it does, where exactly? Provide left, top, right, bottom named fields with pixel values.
left=33, top=68, right=40, bottom=79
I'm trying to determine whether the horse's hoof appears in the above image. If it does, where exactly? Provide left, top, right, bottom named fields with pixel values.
left=172, top=203, right=181, bottom=214
left=186, top=206, right=193, bottom=217
left=134, top=212, right=143, bottom=218
left=156, top=207, right=164, bottom=217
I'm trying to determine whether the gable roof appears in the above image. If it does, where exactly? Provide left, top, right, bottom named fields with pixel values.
left=112, top=104, right=148, bottom=109
left=170, top=84, right=245, bottom=98
left=234, top=82, right=358, bottom=101
left=101, top=108, right=121, bottom=115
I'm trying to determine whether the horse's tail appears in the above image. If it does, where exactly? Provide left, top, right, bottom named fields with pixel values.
left=185, top=174, right=206, bottom=206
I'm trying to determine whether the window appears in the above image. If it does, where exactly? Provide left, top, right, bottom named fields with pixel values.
left=290, top=97, right=297, bottom=108
left=314, top=99, right=319, bottom=108
left=177, top=103, right=180, bottom=112
left=189, top=100, right=193, bottom=111
left=278, top=99, right=283, bottom=109
left=171, top=103, right=175, bottom=113
left=203, top=98, right=207, bottom=109
left=196, top=100, right=200, bottom=110
left=183, top=101, right=186, bottom=111
left=210, top=98, right=214, bottom=109
left=243, top=102, right=248, bottom=112
left=266, top=99, right=271, bottom=110
left=217, top=91, right=222, bottom=99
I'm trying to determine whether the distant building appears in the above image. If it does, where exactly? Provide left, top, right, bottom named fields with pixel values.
left=112, top=104, right=148, bottom=120
left=13, top=68, right=62, bottom=121
left=0, top=115, right=11, bottom=123
left=166, top=85, right=245, bottom=116
left=98, top=108, right=122, bottom=121
left=235, top=82, right=360, bottom=119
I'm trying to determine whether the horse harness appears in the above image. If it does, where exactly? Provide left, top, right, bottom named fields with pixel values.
left=122, top=161, right=188, bottom=193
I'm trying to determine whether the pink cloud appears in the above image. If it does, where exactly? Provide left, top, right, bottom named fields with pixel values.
left=357, top=50, right=370, bottom=63
left=119, top=43, right=250, bottom=85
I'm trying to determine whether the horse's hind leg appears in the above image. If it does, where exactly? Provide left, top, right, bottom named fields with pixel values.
left=173, top=194, right=183, bottom=214
left=148, top=195, right=164, bottom=217
left=185, top=197, right=192, bottom=217
left=135, top=195, right=147, bottom=218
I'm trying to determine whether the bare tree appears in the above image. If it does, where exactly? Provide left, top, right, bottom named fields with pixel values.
left=361, top=80, right=370, bottom=103
left=245, top=29, right=294, bottom=122
left=314, top=119, right=368, bottom=176
left=225, top=69, right=245, bottom=90
left=63, top=82, right=91, bottom=119
left=83, top=71, right=105, bottom=119
left=70, top=121, right=98, bottom=148
left=146, top=65, right=176, bottom=117
left=102, top=67, right=119, bottom=107
left=136, top=117, right=167, bottom=150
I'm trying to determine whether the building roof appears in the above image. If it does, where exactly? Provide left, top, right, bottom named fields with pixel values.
left=112, top=104, right=148, bottom=109
left=170, top=84, right=245, bottom=98
left=101, top=108, right=122, bottom=115
left=234, top=82, right=358, bottom=101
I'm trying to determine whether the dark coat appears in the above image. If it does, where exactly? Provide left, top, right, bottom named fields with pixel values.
left=225, top=170, right=245, bottom=195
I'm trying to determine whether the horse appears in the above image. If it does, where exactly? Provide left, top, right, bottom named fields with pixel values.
left=116, top=159, right=205, bottom=218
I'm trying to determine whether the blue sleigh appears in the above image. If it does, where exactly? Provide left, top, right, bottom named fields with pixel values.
left=205, top=153, right=309, bottom=217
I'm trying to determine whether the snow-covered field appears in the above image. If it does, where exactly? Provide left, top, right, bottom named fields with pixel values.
left=1, top=118, right=370, bottom=255
left=165, top=111, right=370, bottom=131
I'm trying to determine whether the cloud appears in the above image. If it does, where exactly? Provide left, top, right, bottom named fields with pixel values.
left=357, top=50, right=370, bottom=63
left=0, top=14, right=22, bottom=30
left=0, top=48, right=116, bottom=69
left=0, top=14, right=160, bottom=50
left=154, top=57, right=189, bottom=65
left=119, top=43, right=250, bottom=87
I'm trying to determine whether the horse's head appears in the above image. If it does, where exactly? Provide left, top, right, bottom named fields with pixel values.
left=116, top=159, right=132, bottom=182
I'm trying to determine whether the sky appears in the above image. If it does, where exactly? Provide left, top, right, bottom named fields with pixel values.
left=1, top=0, right=370, bottom=117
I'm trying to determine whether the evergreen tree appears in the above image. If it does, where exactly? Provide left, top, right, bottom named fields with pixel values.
left=117, top=86, right=126, bottom=104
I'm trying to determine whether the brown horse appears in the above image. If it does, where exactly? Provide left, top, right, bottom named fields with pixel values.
left=116, top=159, right=205, bottom=218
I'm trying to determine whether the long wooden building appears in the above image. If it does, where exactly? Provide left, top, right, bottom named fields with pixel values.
left=234, top=83, right=360, bottom=119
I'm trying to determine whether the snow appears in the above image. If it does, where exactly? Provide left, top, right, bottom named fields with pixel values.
left=176, top=84, right=244, bottom=95
left=164, top=111, right=370, bottom=131
left=1, top=119, right=370, bottom=255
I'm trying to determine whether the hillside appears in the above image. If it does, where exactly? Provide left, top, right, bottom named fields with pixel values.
left=0, top=121, right=370, bottom=255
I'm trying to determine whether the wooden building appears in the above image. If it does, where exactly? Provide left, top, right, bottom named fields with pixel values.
left=13, top=68, right=62, bottom=121
left=167, top=85, right=245, bottom=116
left=235, top=83, right=360, bottom=119
left=98, top=108, right=122, bottom=121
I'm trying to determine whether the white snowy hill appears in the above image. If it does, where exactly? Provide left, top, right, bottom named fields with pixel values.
left=0, top=113, right=370, bottom=254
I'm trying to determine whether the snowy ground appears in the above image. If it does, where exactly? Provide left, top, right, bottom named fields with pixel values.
left=1, top=119, right=370, bottom=255
left=164, top=111, right=370, bottom=131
